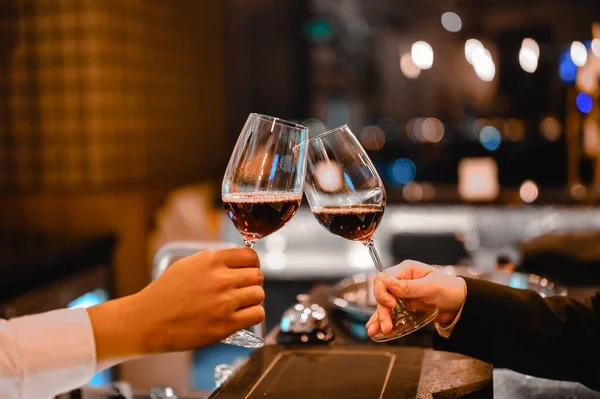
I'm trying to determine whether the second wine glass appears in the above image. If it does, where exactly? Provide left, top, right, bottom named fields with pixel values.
left=303, top=125, right=438, bottom=342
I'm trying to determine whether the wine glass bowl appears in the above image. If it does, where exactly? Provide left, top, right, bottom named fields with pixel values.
left=222, top=114, right=308, bottom=247
left=304, top=125, right=438, bottom=342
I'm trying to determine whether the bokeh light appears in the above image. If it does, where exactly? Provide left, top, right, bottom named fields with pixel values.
left=576, top=66, right=598, bottom=94
left=411, top=41, right=434, bottom=70
left=570, top=41, right=588, bottom=67
left=389, top=158, right=417, bottom=185
left=400, top=52, right=421, bottom=79
left=265, top=235, right=287, bottom=253
left=576, top=92, right=593, bottom=114
left=347, top=247, right=372, bottom=269
left=360, top=125, right=386, bottom=151
left=406, top=117, right=425, bottom=142
left=559, top=48, right=578, bottom=83
left=519, top=180, right=539, bottom=203
left=421, top=117, right=445, bottom=143
left=458, top=157, right=499, bottom=201
left=583, top=119, right=599, bottom=157
left=304, top=18, right=333, bottom=42
left=402, top=182, right=424, bottom=202
left=519, top=46, right=538, bottom=73
left=479, top=126, right=501, bottom=151
left=314, top=160, right=343, bottom=192
left=441, top=12, right=462, bottom=32
left=472, top=47, right=495, bottom=81
left=570, top=184, right=587, bottom=201
left=593, top=38, right=600, bottom=58
left=465, top=39, right=483, bottom=65
left=503, top=118, right=526, bottom=142
left=522, top=38, right=540, bottom=57
left=539, top=116, right=562, bottom=141
left=421, top=182, right=436, bottom=201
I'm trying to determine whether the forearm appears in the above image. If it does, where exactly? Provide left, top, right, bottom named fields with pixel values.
left=434, top=278, right=600, bottom=389
left=87, top=294, right=149, bottom=361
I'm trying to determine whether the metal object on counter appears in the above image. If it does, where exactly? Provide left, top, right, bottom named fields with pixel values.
left=214, top=364, right=236, bottom=388
left=328, top=273, right=377, bottom=317
left=149, top=386, right=178, bottom=399
left=277, top=294, right=334, bottom=344
left=326, top=274, right=379, bottom=341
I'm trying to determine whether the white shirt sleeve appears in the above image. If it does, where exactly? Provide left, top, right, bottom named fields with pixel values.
left=0, top=307, right=97, bottom=399
left=434, top=277, right=467, bottom=339
left=434, top=300, right=464, bottom=338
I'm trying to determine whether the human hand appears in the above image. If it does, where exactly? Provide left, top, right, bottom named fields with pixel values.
left=366, top=260, right=466, bottom=337
left=89, top=247, right=264, bottom=360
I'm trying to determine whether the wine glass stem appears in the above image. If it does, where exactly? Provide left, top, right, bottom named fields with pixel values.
left=242, top=237, right=266, bottom=337
left=363, top=239, right=408, bottom=316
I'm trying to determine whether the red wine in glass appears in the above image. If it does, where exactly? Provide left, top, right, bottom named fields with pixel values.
left=223, top=192, right=301, bottom=241
left=312, top=205, right=384, bottom=241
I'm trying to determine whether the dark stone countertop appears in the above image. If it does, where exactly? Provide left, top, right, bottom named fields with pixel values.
left=208, top=345, right=492, bottom=399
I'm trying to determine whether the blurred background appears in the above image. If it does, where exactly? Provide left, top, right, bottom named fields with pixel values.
left=2, top=0, right=600, bottom=395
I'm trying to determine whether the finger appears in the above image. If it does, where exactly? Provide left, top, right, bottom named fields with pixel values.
left=367, top=315, right=381, bottom=337
left=377, top=305, right=394, bottom=334
left=374, top=278, right=399, bottom=308
left=232, top=305, right=265, bottom=328
left=366, top=312, right=378, bottom=328
left=216, top=247, right=260, bottom=268
left=234, top=286, right=265, bottom=309
left=385, top=259, right=436, bottom=280
left=230, top=267, right=264, bottom=288
left=381, top=276, right=433, bottom=299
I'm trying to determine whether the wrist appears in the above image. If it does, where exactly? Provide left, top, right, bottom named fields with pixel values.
left=87, top=293, right=149, bottom=361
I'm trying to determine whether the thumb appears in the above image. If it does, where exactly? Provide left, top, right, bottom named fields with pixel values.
left=382, top=276, right=433, bottom=299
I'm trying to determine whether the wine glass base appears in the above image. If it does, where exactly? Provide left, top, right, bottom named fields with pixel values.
left=221, top=329, right=265, bottom=348
left=370, top=304, right=439, bottom=343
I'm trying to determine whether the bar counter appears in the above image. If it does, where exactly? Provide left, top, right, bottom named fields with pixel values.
left=208, top=345, right=492, bottom=398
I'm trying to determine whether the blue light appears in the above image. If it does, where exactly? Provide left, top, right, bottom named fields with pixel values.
left=69, top=290, right=111, bottom=386
left=304, top=19, right=333, bottom=42
left=268, top=154, right=279, bottom=181
left=576, top=92, right=593, bottom=114
left=68, top=289, right=108, bottom=309
left=479, top=126, right=501, bottom=151
left=350, top=322, right=369, bottom=339
left=389, top=158, right=416, bottom=185
left=343, top=172, right=356, bottom=192
left=558, top=48, right=578, bottom=83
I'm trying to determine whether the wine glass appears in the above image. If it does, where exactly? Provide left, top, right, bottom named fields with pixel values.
left=221, top=113, right=309, bottom=347
left=304, top=125, right=438, bottom=342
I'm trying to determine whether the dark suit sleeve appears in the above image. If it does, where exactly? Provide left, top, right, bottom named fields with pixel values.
left=433, top=278, right=600, bottom=390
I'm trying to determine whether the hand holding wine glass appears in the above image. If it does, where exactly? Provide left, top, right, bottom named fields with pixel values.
left=366, top=260, right=467, bottom=337
left=304, top=125, right=439, bottom=342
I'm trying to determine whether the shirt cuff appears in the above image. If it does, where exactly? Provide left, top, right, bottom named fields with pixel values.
left=10, top=307, right=97, bottom=398
left=434, top=278, right=467, bottom=339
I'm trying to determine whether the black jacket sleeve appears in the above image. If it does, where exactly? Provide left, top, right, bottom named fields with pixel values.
left=433, top=278, right=600, bottom=391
